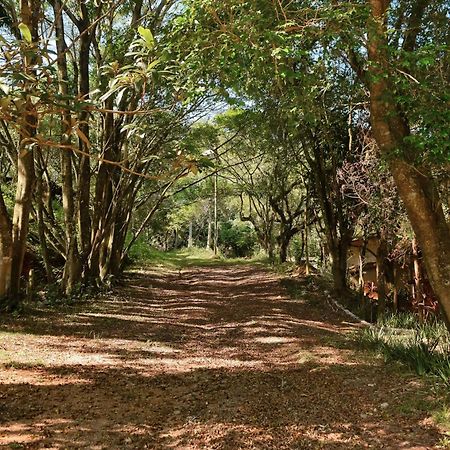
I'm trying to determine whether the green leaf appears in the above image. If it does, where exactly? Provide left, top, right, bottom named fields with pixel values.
left=147, top=59, right=160, bottom=70
left=18, top=23, right=32, bottom=43
left=138, top=26, right=155, bottom=49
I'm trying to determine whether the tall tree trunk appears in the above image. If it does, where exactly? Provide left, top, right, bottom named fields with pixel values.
left=368, top=0, right=450, bottom=328
left=304, top=196, right=310, bottom=275
left=279, top=237, right=289, bottom=263
left=328, top=236, right=350, bottom=293
left=188, top=221, right=193, bottom=248
left=206, top=219, right=212, bottom=249
left=376, top=234, right=387, bottom=318
left=214, top=173, right=218, bottom=255
left=35, top=160, right=53, bottom=282
left=10, top=121, right=36, bottom=301
left=53, top=0, right=80, bottom=294
left=8, top=0, right=39, bottom=304
left=90, top=98, right=115, bottom=278
left=306, top=138, right=354, bottom=293
left=76, top=6, right=92, bottom=276
left=412, top=237, right=424, bottom=321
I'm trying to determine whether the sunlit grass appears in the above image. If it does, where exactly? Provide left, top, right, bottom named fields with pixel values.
left=434, top=405, right=450, bottom=429
left=377, top=311, right=421, bottom=329
left=128, top=244, right=270, bottom=269
left=358, top=321, right=450, bottom=386
left=433, top=404, right=450, bottom=442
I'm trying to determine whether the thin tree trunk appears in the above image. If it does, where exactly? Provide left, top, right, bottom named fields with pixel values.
left=319, top=242, right=325, bottom=272
left=188, top=221, right=193, bottom=248
left=304, top=200, right=310, bottom=275
left=298, top=230, right=305, bottom=263
left=206, top=219, right=212, bottom=249
left=214, top=173, right=218, bottom=255
left=393, top=266, right=398, bottom=312
left=35, top=160, right=53, bottom=282
left=53, top=0, right=80, bottom=294
left=0, top=190, right=12, bottom=298
left=76, top=7, right=92, bottom=275
left=359, top=239, right=367, bottom=293
left=376, top=234, right=387, bottom=318
left=412, top=237, right=424, bottom=321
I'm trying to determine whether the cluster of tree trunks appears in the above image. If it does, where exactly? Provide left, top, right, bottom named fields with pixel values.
left=0, top=0, right=177, bottom=307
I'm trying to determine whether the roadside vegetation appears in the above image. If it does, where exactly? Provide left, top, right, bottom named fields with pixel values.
left=359, top=317, right=450, bottom=387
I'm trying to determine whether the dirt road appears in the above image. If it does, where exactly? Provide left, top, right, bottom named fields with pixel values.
left=0, top=265, right=444, bottom=449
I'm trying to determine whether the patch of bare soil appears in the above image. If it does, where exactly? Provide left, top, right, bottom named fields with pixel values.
left=0, top=265, right=445, bottom=449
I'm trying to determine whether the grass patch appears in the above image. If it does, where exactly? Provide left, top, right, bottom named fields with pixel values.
left=434, top=405, right=450, bottom=444
left=3, top=360, right=46, bottom=369
left=358, top=320, right=450, bottom=386
left=396, top=395, right=435, bottom=415
left=0, top=349, right=9, bottom=361
left=434, top=406, right=450, bottom=428
left=358, top=319, right=450, bottom=435
left=377, top=311, right=421, bottom=329
left=129, top=245, right=270, bottom=269
left=437, top=437, right=450, bottom=449
left=8, top=443, right=26, bottom=450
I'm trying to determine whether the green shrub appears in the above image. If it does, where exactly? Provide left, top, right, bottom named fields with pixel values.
left=219, top=220, right=257, bottom=257
left=291, top=236, right=304, bottom=264
left=128, top=237, right=158, bottom=262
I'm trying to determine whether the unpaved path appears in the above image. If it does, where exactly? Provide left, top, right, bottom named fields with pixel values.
left=0, top=265, right=445, bottom=449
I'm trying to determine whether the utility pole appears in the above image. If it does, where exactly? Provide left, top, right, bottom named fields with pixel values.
left=188, top=221, right=193, bottom=248
left=214, top=172, right=218, bottom=255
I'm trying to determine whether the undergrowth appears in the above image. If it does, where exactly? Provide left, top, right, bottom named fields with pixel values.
left=359, top=319, right=450, bottom=387
left=377, top=311, right=422, bottom=329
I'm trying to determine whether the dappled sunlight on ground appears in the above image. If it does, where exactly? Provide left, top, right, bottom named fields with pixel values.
left=0, top=265, right=445, bottom=448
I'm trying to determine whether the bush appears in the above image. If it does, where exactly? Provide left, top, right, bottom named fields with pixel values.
left=291, top=236, right=304, bottom=264
left=219, top=220, right=257, bottom=257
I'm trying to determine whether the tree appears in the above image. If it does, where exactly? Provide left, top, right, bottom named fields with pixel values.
left=0, top=0, right=216, bottom=306
left=170, top=0, right=450, bottom=323
left=365, top=0, right=450, bottom=327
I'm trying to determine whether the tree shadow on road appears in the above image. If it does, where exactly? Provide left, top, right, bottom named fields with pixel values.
left=0, top=264, right=446, bottom=449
